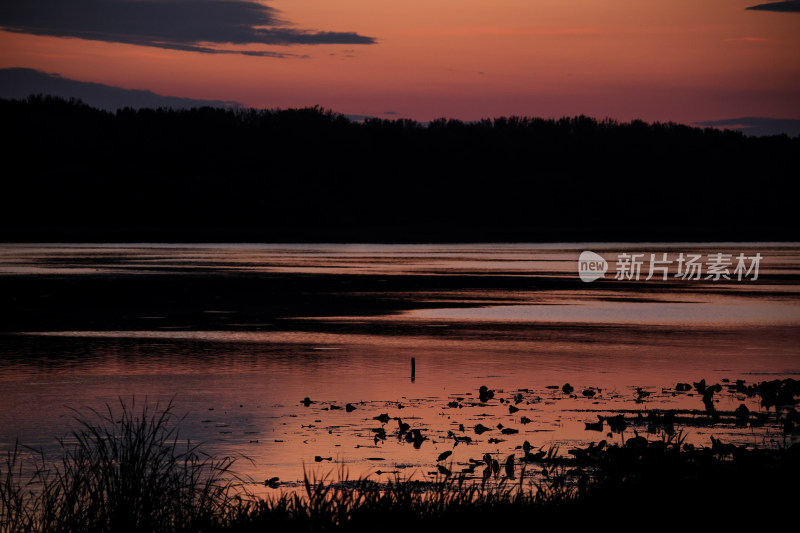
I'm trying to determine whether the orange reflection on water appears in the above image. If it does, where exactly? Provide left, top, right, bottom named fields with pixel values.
left=1, top=243, right=798, bottom=494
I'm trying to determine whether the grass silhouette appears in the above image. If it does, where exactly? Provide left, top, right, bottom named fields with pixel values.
left=3, top=399, right=798, bottom=532
left=1, top=399, right=244, bottom=533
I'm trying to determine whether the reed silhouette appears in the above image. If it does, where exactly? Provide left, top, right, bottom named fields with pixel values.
left=2, top=398, right=799, bottom=532
left=0, top=399, right=245, bottom=533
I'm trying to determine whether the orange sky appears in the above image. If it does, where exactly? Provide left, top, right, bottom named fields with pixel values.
left=1, top=0, right=798, bottom=122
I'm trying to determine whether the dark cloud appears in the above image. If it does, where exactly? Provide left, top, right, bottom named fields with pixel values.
left=746, top=1, right=800, bottom=12
left=0, top=68, right=243, bottom=110
left=344, top=114, right=373, bottom=122
left=695, top=117, right=800, bottom=137
left=0, top=0, right=376, bottom=56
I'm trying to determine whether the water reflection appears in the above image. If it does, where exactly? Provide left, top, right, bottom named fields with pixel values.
left=0, top=243, right=798, bottom=494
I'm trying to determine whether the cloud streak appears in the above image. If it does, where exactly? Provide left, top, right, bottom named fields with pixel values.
left=0, top=67, right=244, bottom=110
left=0, top=0, right=376, bottom=57
left=746, top=1, right=800, bottom=12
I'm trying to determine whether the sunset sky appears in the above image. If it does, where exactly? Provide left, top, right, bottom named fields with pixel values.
left=1, top=0, right=798, bottom=123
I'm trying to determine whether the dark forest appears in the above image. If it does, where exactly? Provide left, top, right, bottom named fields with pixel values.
left=2, top=95, right=797, bottom=242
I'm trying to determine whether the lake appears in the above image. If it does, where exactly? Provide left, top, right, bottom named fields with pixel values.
left=1, top=243, right=798, bottom=495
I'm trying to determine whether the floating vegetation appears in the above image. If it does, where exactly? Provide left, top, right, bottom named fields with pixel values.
left=2, top=379, right=799, bottom=531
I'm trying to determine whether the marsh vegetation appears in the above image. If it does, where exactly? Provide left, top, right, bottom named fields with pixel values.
left=2, top=393, right=797, bottom=533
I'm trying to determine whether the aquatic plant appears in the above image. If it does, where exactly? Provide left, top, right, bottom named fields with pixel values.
left=3, top=400, right=799, bottom=532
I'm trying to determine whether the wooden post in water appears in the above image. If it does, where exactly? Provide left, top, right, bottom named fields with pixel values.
left=411, top=357, right=416, bottom=381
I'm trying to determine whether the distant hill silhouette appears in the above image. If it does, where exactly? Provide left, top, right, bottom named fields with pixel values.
left=695, top=117, right=800, bottom=138
left=0, top=68, right=240, bottom=111
left=1, top=95, right=797, bottom=242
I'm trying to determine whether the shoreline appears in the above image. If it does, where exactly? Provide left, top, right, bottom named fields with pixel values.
left=3, top=388, right=798, bottom=531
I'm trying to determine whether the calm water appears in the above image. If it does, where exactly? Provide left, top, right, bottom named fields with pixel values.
left=1, top=243, right=799, bottom=494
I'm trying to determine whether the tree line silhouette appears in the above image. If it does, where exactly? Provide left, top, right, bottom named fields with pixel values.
left=1, top=95, right=797, bottom=242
